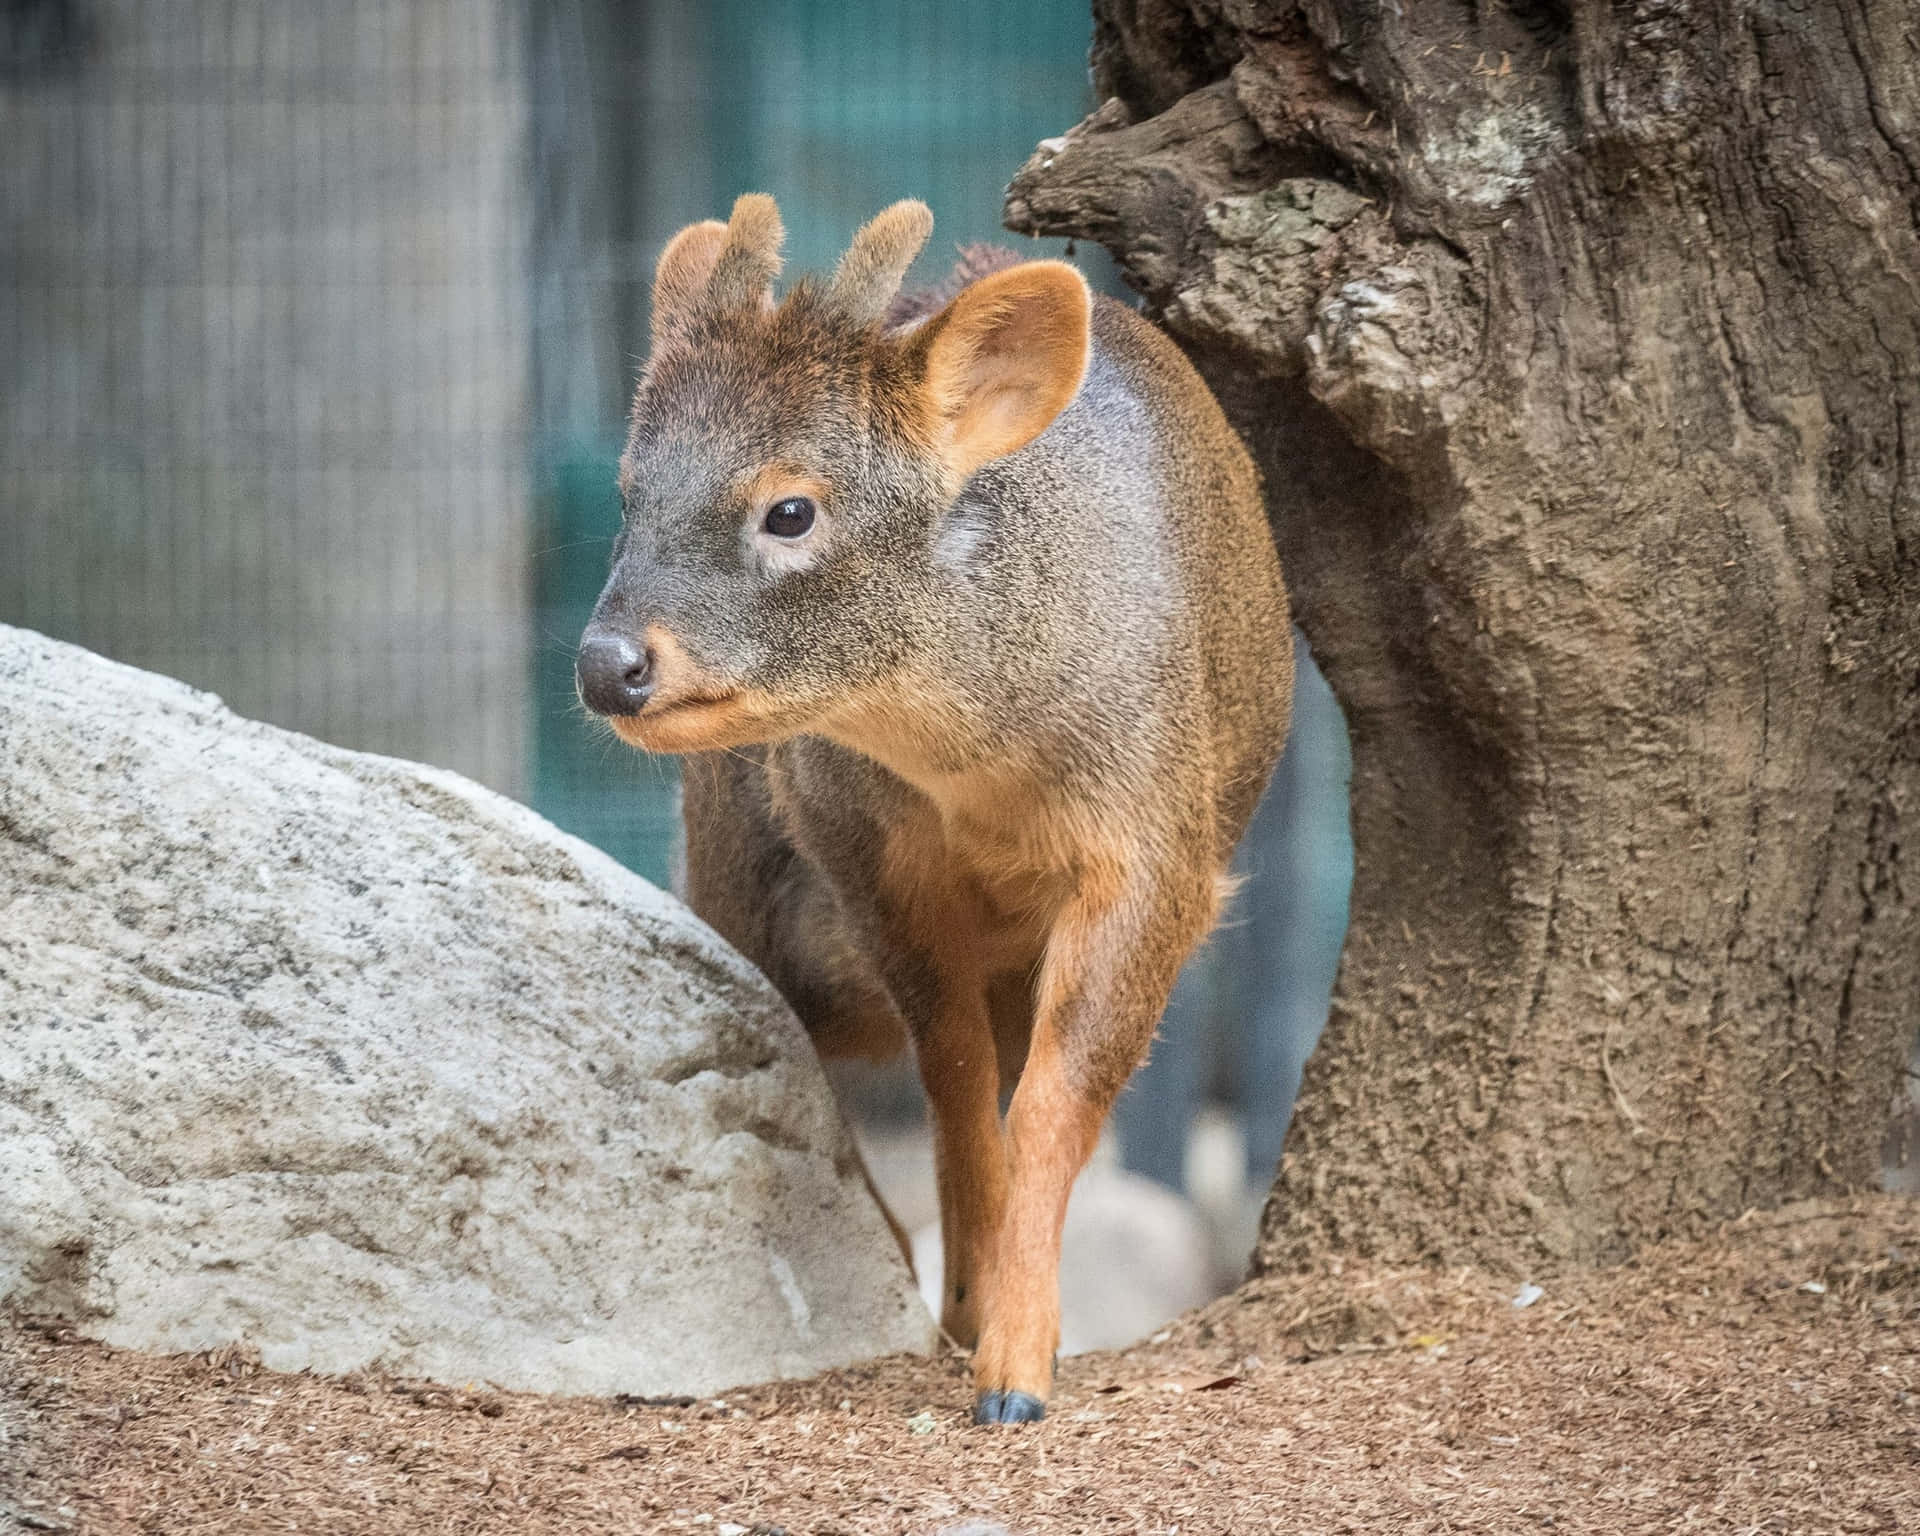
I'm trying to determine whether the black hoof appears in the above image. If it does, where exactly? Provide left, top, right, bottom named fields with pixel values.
left=973, top=1389, right=1046, bottom=1425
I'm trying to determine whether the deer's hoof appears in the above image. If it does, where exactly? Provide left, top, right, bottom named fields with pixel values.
left=973, top=1389, right=1046, bottom=1425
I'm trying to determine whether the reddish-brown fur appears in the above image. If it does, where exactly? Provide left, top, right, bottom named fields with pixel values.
left=581, top=196, right=1292, bottom=1423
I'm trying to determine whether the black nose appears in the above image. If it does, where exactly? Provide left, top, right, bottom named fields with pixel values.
left=576, top=631, right=655, bottom=717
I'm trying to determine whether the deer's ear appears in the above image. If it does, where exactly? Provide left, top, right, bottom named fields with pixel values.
left=651, top=219, right=728, bottom=347
left=912, top=261, right=1091, bottom=482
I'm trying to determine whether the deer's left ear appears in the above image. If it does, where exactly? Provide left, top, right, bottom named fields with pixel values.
left=910, top=261, right=1091, bottom=483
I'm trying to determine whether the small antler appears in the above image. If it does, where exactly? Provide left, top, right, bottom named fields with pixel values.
left=704, top=193, right=787, bottom=313
left=827, top=201, right=934, bottom=326
left=651, top=219, right=728, bottom=346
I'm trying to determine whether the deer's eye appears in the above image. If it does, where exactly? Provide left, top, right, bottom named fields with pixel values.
left=763, top=496, right=816, bottom=538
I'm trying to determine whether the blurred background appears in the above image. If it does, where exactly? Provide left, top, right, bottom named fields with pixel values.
left=1, top=0, right=1352, bottom=1345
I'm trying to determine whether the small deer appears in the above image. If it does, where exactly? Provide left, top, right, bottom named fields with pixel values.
left=578, top=196, right=1291, bottom=1423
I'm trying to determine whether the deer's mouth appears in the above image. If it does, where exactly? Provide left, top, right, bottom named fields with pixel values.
left=645, top=687, right=738, bottom=719
left=610, top=689, right=772, bottom=753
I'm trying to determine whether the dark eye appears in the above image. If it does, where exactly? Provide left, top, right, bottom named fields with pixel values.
left=763, top=496, right=816, bottom=538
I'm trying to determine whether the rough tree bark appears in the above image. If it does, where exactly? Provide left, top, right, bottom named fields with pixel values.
left=1009, top=1, right=1920, bottom=1268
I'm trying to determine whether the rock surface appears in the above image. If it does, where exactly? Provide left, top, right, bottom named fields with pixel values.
left=0, top=625, right=931, bottom=1396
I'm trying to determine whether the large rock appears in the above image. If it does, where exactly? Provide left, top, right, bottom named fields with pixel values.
left=0, top=626, right=930, bottom=1396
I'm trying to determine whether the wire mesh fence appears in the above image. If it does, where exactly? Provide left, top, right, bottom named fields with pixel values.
left=4, top=0, right=1108, bottom=886
left=3, top=0, right=533, bottom=795
left=2, top=0, right=1352, bottom=1212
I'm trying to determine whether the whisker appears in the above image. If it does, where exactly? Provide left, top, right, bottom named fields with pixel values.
left=531, top=537, right=612, bottom=558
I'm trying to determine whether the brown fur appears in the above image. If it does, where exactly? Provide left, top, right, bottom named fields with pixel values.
left=888, top=243, right=1028, bottom=327
left=912, top=261, right=1092, bottom=482
left=580, top=198, right=1293, bottom=1422
left=703, top=193, right=784, bottom=312
left=829, top=201, right=937, bottom=325
left=650, top=219, right=728, bottom=346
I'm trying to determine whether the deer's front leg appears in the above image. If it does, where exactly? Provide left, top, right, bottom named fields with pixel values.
left=970, top=867, right=1215, bottom=1424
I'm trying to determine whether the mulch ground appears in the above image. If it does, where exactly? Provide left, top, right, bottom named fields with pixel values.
left=4, top=1196, right=1916, bottom=1536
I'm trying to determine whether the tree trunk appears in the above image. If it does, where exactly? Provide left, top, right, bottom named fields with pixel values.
left=1009, top=0, right=1920, bottom=1269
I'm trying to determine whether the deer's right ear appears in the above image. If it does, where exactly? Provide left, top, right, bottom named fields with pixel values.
left=650, top=219, right=728, bottom=348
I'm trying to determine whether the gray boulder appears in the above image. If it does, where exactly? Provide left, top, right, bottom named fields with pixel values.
left=0, top=625, right=930, bottom=1396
